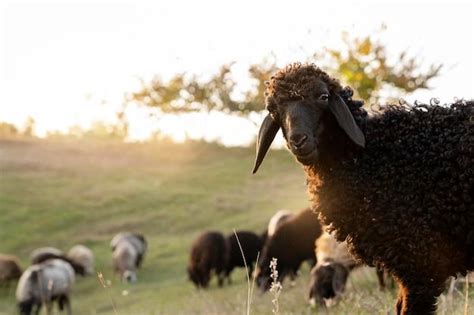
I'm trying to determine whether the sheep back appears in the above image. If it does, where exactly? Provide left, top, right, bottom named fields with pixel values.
left=315, top=232, right=356, bottom=269
left=225, top=231, right=263, bottom=274
left=258, top=208, right=321, bottom=284
left=30, top=247, right=63, bottom=265
left=267, top=210, right=293, bottom=237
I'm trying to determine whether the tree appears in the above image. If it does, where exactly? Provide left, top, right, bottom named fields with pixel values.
left=320, top=32, right=442, bottom=104
left=126, top=31, right=442, bottom=116
left=22, top=116, right=36, bottom=137
left=0, top=122, right=19, bottom=138
left=126, top=60, right=278, bottom=115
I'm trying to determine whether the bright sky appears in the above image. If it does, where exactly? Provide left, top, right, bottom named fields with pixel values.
left=0, top=0, right=473, bottom=145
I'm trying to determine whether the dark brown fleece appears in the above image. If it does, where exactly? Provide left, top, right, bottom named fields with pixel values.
left=0, top=254, right=22, bottom=285
left=187, top=231, right=227, bottom=289
left=224, top=231, right=263, bottom=281
left=257, top=208, right=322, bottom=289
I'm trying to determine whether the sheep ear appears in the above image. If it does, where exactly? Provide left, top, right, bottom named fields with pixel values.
left=328, top=94, right=365, bottom=147
left=252, top=114, right=280, bottom=174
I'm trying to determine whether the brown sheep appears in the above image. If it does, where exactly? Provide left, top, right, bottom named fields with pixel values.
left=255, top=208, right=322, bottom=291
left=187, top=231, right=228, bottom=289
left=0, top=254, right=22, bottom=287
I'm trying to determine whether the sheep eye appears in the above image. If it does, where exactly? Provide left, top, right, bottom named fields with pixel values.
left=319, top=94, right=329, bottom=101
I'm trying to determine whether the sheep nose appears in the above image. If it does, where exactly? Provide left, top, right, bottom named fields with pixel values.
left=289, top=134, right=308, bottom=149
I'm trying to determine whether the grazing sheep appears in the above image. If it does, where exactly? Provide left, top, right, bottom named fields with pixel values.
left=111, top=232, right=147, bottom=283
left=255, top=208, right=322, bottom=291
left=252, top=62, right=473, bottom=314
left=30, top=247, right=63, bottom=265
left=224, top=231, right=263, bottom=283
left=111, top=232, right=147, bottom=268
left=187, top=231, right=228, bottom=289
left=112, top=242, right=138, bottom=283
left=67, top=245, right=94, bottom=276
left=16, top=259, right=75, bottom=315
left=309, top=231, right=375, bottom=306
left=0, top=254, right=22, bottom=287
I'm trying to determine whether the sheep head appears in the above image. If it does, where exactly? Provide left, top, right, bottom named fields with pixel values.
left=252, top=63, right=365, bottom=173
left=308, top=262, right=349, bottom=306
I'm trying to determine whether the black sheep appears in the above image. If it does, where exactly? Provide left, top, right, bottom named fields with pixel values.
left=255, top=208, right=322, bottom=291
left=224, top=231, right=263, bottom=283
left=187, top=231, right=228, bottom=289
left=252, top=62, right=473, bottom=314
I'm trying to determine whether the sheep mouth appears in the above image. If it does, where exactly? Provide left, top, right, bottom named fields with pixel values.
left=294, top=149, right=318, bottom=165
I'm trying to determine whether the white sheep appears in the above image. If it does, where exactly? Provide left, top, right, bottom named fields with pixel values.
left=67, top=245, right=94, bottom=276
left=16, top=259, right=75, bottom=315
left=111, top=232, right=147, bottom=283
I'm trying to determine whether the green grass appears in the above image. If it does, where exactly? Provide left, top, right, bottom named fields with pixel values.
left=0, top=139, right=471, bottom=314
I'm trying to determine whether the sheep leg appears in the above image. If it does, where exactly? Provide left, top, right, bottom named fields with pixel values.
left=376, top=267, right=385, bottom=291
left=397, top=283, right=442, bottom=315
left=45, top=301, right=53, bottom=315
left=217, top=272, right=225, bottom=287
left=395, top=287, right=404, bottom=315
left=59, top=295, right=72, bottom=315
left=224, top=267, right=233, bottom=284
left=33, top=302, right=41, bottom=315
left=64, top=296, right=72, bottom=315
left=136, top=253, right=143, bottom=269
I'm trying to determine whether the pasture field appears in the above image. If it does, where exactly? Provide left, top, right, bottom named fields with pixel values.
left=0, top=139, right=471, bottom=314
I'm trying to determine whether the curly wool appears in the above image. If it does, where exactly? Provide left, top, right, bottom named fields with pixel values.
left=266, top=63, right=344, bottom=102
left=307, top=100, right=473, bottom=279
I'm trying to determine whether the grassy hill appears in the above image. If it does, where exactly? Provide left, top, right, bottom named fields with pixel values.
left=0, top=139, right=470, bottom=314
